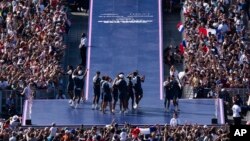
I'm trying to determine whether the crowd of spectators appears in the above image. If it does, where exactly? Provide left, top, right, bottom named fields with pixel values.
left=0, top=0, right=70, bottom=91
left=0, top=117, right=231, bottom=141
left=182, top=0, right=250, bottom=92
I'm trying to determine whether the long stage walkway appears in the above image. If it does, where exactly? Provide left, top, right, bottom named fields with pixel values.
left=85, top=0, right=163, bottom=102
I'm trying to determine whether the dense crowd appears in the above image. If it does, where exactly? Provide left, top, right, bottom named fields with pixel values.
left=182, top=0, right=250, bottom=91
left=0, top=116, right=231, bottom=141
left=0, top=0, right=69, bottom=91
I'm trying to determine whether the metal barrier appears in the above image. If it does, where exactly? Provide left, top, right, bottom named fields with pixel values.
left=224, top=88, right=250, bottom=103
left=182, top=86, right=250, bottom=102
left=0, top=88, right=59, bottom=118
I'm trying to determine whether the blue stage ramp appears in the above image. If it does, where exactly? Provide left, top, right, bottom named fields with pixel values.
left=85, top=0, right=164, bottom=102
left=23, top=99, right=224, bottom=125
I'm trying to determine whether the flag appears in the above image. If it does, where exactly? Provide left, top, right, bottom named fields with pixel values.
left=139, top=127, right=157, bottom=134
left=207, top=28, right=217, bottom=35
left=199, top=27, right=217, bottom=36
left=182, top=39, right=187, bottom=48
left=179, top=43, right=185, bottom=55
left=177, top=22, right=184, bottom=33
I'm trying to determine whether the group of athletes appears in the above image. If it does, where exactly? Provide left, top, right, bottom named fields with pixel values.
left=92, top=71, right=145, bottom=114
left=66, top=64, right=145, bottom=114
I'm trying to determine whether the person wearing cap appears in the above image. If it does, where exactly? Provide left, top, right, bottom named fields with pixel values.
left=131, top=71, right=145, bottom=109
left=71, top=66, right=87, bottom=108
left=115, top=73, right=128, bottom=114
left=92, top=71, right=101, bottom=110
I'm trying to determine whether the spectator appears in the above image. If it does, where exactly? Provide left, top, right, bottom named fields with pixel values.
left=170, top=112, right=181, bottom=127
left=21, top=82, right=34, bottom=101
left=9, top=132, right=17, bottom=141
left=5, top=94, right=16, bottom=116
left=0, top=122, right=233, bottom=141
left=182, top=0, right=250, bottom=92
left=0, top=0, right=68, bottom=94
left=9, top=115, right=20, bottom=130
left=49, top=123, right=57, bottom=140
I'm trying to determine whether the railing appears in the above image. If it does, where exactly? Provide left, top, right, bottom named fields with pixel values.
left=182, top=86, right=250, bottom=103
left=0, top=88, right=61, bottom=118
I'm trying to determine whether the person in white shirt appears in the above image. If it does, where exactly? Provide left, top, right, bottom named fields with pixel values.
left=169, top=112, right=181, bottom=127
left=232, top=97, right=242, bottom=125
left=79, top=33, right=87, bottom=66
left=120, top=128, right=128, bottom=141
left=49, top=123, right=57, bottom=138
left=9, top=132, right=17, bottom=141
left=170, top=65, right=179, bottom=79
left=21, top=83, right=33, bottom=100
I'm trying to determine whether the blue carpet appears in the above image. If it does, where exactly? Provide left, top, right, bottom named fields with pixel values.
left=30, top=99, right=219, bottom=125
left=85, top=0, right=163, bottom=103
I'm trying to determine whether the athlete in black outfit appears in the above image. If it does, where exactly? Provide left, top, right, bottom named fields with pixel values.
left=127, top=76, right=135, bottom=110
left=116, top=73, right=128, bottom=113
left=112, top=75, right=119, bottom=113
left=169, top=75, right=180, bottom=112
left=163, top=77, right=171, bottom=112
left=66, top=65, right=74, bottom=104
left=71, top=66, right=87, bottom=109
left=92, top=71, right=101, bottom=110
left=131, top=71, right=145, bottom=109
left=101, top=76, right=112, bottom=114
